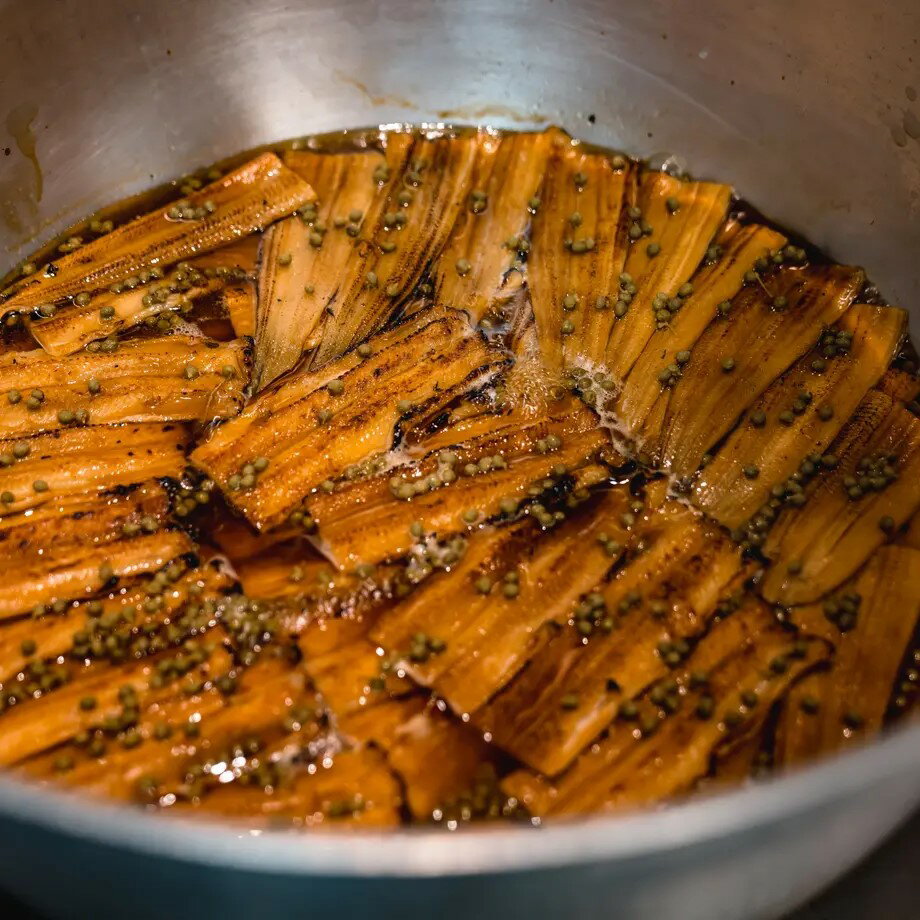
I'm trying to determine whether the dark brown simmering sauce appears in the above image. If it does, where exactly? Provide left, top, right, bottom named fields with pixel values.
left=0, top=125, right=917, bottom=829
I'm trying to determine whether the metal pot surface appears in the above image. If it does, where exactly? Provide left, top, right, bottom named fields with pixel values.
left=0, top=1, right=918, bottom=918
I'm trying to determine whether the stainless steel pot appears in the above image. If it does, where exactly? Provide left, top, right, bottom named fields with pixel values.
left=1, top=1, right=918, bottom=918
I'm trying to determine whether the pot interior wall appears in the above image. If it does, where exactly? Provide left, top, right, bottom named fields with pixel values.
left=1, top=0, right=919, bottom=314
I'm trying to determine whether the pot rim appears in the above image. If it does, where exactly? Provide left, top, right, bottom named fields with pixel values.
left=0, top=718, right=916, bottom=877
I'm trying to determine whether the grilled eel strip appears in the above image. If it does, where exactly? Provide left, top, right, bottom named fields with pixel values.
left=603, top=171, right=732, bottom=384
left=254, top=150, right=387, bottom=388
left=306, top=395, right=611, bottom=568
left=0, top=422, right=189, bottom=515
left=191, top=308, right=507, bottom=531
left=2, top=153, right=313, bottom=314
left=217, top=280, right=257, bottom=338
left=284, top=570, right=506, bottom=822
left=693, top=303, right=906, bottom=529
left=371, top=488, right=635, bottom=716
left=657, top=264, right=865, bottom=476
left=0, top=482, right=192, bottom=621
left=0, top=559, right=228, bottom=685
left=502, top=600, right=829, bottom=816
left=235, top=541, right=382, bottom=607
left=310, top=133, right=481, bottom=366
left=475, top=498, right=748, bottom=775
left=11, top=568, right=401, bottom=826
left=774, top=545, right=920, bottom=766
left=615, top=219, right=787, bottom=449
left=236, top=544, right=501, bottom=822
left=0, top=639, right=233, bottom=767
left=761, top=390, right=920, bottom=605
left=167, top=747, right=403, bottom=828
left=18, top=656, right=311, bottom=793
left=875, top=366, right=920, bottom=405
left=435, top=129, right=556, bottom=325
left=26, top=237, right=260, bottom=356
left=0, top=335, right=249, bottom=438
left=528, top=137, right=636, bottom=373
left=343, top=696, right=504, bottom=821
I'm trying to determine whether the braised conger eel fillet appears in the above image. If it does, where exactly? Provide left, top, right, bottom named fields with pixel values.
left=0, top=127, right=916, bottom=831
